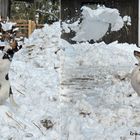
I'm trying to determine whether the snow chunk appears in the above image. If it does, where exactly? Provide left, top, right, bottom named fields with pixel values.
left=64, top=6, right=125, bottom=42
left=73, top=6, right=124, bottom=41
left=62, top=22, right=71, bottom=33
left=123, top=15, right=131, bottom=26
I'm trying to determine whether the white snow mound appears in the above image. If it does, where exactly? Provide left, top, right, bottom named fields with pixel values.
left=62, top=6, right=125, bottom=42
left=73, top=6, right=124, bottom=41
left=0, top=18, right=138, bottom=140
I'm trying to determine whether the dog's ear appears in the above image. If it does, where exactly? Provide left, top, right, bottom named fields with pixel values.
left=134, top=50, right=140, bottom=63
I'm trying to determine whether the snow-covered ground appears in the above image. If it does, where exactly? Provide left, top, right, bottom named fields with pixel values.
left=5, top=29, right=140, bottom=140
left=60, top=40, right=140, bottom=140
left=0, top=6, right=139, bottom=140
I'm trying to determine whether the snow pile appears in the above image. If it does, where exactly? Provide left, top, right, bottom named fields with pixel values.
left=0, top=7, right=138, bottom=140
left=0, top=22, right=61, bottom=140
left=73, top=6, right=124, bottom=41
left=25, top=22, right=61, bottom=47
left=60, top=40, right=140, bottom=140
left=62, top=6, right=130, bottom=42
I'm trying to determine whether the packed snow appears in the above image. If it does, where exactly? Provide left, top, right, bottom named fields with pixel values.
left=0, top=5, right=139, bottom=140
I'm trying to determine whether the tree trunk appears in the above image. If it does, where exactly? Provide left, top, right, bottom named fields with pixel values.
left=0, top=0, right=10, bottom=19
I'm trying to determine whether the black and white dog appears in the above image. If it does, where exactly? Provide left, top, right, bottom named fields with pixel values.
left=0, top=44, right=22, bottom=105
left=0, top=21, right=23, bottom=106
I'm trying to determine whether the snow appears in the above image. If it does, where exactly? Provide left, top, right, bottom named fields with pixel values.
left=60, top=40, right=140, bottom=140
left=0, top=6, right=139, bottom=140
left=6, top=30, right=140, bottom=139
left=0, top=41, right=8, bottom=46
left=5, top=22, right=61, bottom=140
left=1, top=22, right=16, bottom=31
left=62, top=6, right=127, bottom=42
left=123, top=16, right=131, bottom=26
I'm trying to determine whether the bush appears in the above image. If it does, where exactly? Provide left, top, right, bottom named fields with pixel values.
left=11, top=0, right=60, bottom=24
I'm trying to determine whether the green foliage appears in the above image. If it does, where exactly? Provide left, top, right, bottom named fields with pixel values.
left=11, top=0, right=60, bottom=24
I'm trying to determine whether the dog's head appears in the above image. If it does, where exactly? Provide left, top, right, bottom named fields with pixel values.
left=134, top=50, right=140, bottom=60
left=0, top=21, right=23, bottom=61
left=134, top=50, right=140, bottom=65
